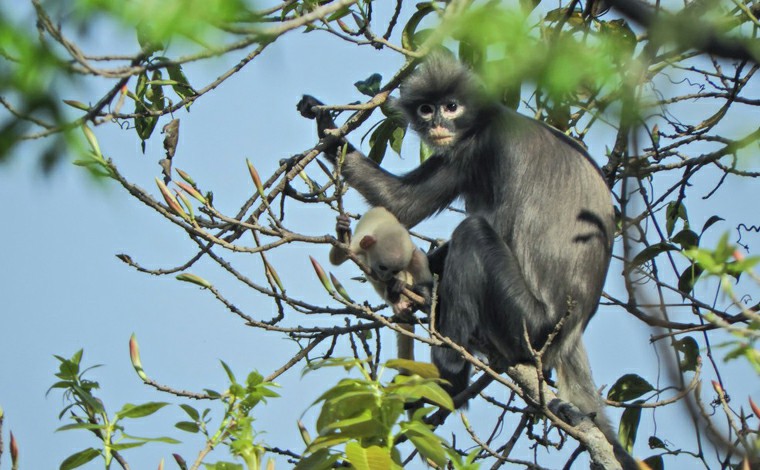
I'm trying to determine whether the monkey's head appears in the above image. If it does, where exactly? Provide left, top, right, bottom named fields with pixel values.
left=397, top=52, right=484, bottom=152
left=359, top=227, right=414, bottom=283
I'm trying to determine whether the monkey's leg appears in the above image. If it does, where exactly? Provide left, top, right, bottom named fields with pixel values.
left=433, top=216, right=553, bottom=399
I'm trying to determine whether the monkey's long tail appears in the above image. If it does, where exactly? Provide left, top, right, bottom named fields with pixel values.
left=396, top=323, right=415, bottom=363
left=556, top=340, right=639, bottom=470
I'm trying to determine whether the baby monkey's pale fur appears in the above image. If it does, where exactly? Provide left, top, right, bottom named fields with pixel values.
left=329, top=207, right=433, bottom=362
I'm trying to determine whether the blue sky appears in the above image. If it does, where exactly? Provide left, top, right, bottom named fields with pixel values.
left=1, top=2, right=759, bottom=469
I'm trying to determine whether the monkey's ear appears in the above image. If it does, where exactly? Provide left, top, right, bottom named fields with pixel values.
left=359, top=235, right=377, bottom=250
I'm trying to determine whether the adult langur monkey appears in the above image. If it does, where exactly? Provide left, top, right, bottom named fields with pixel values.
left=298, top=53, right=634, bottom=468
left=329, top=207, right=433, bottom=363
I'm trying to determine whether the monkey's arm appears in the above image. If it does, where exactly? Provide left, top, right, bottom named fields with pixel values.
left=341, top=155, right=459, bottom=228
left=298, top=95, right=459, bottom=227
left=328, top=214, right=352, bottom=265
left=297, top=95, right=355, bottom=160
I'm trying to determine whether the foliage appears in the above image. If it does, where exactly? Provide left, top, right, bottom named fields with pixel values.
left=2, top=0, right=760, bottom=469
left=297, top=357, right=457, bottom=469
left=50, top=345, right=280, bottom=470
left=49, top=350, right=177, bottom=469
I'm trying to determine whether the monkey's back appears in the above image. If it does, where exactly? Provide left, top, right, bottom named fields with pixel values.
left=465, top=109, right=615, bottom=334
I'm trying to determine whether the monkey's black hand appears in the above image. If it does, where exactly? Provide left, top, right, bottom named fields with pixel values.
left=297, top=95, right=338, bottom=138
left=427, top=242, right=449, bottom=276
left=335, top=214, right=351, bottom=244
left=385, top=278, right=405, bottom=304
left=297, top=95, right=355, bottom=164
left=296, top=95, right=323, bottom=120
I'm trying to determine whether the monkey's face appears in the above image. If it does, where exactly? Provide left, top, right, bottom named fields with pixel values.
left=413, top=100, right=466, bottom=150
left=368, top=241, right=410, bottom=282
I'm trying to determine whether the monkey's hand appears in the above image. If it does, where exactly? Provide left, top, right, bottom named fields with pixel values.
left=386, top=278, right=404, bottom=304
left=387, top=278, right=429, bottom=314
left=411, top=284, right=432, bottom=314
left=427, top=242, right=449, bottom=276
left=297, top=95, right=354, bottom=163
left=335, top=214, right=352, bottom=244
left=296, top=95, right=324, bottom=120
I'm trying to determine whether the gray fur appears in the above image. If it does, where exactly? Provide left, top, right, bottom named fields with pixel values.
left=300, top=55, right=632, bottom=467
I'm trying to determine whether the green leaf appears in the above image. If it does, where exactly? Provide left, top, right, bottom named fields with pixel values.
left=321, top=408, right=378, bottom=437
left=165, top=63, right=198, bottom=102
left=607, top=374, right=654, bottom=402
left=727, top=256, right=760, bottom=277
left=56, top=422, right=105, bottom=432
left=419, top=142, right=433, bottom=163
left=147, top=70, right=165, bottom=108
left=628, top=242, right=678, bottom=271
left=306, top=433, right=353, bottom=454
left=294, top=449, right=341, bottom=470
left=385, top=359, right=440, bottom=379
left=665, top=200, right=688, bottom=237
left=674, top=336, right=700, bottom=372
left=458, top=39, right=484, bottom=70
left=715, top=232, right=733, bottom=262
left=110, top=441, right=147, bottom=451
left=116, top=401, right=169, bottom=419
left=136, top=71, right=149, bottom=100
left=671, top=229, right=699, bottom=249
left=389, top=125, right=406, bottom=156
left=677, top=263, right=704, bottom=294
left=176, top=421, right=200, bottom=433
left=345, top=442, right=399, bottom=470
left=312, top=380, right=369, bottom=406
left=71, top=384, right=105, bottom=414
left=388, top=375, right=454, bottom=410
left=220, top=360, right=237, bottom=384
left=354, top=73, right=382, bottom=97
left=203, top=462, right=244, bottom=470
left=326, top=6, right=351, bottom=22
left=60, top=448, right=100, bottom=470
left=682, top=247, right=719, bottom=272
left=401, top=421, right=449, bottom=468
left=401, top=4, right=436, bottom=50
left=701, top=215, right=724, bottom=234
left=121, top=432, right=181, bottom=444
left=134, top=106, right=158, bottom=142
left=415, top=382, right=454, bottom=410
left=367, top=119, right=396, bottom=164
left=179, top=404, right=200, bottom=421
left=617, top=402, right=643, bottom=453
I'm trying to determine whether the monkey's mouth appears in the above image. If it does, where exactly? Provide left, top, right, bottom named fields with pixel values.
left=428, top=132, right=455, bottom=147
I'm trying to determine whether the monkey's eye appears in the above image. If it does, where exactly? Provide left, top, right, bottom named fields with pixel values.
left=377, top=264, right=388, bottom=272
left=417, top=104, right=434, bottom=119
left=445, top=102, right=458, bottom=112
